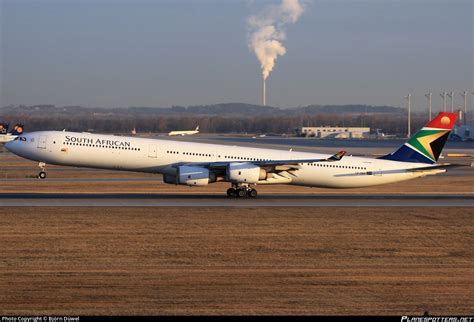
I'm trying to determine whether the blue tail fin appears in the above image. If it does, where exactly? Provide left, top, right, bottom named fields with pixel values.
left=10, top=123, right=24, bottom=135
left=379, top=112, right=457, bottom=164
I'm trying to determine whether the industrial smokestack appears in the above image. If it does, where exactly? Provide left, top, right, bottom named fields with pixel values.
left=263, top=77, right=266, bottom=106
left=247, top=0, right=305, bottom=105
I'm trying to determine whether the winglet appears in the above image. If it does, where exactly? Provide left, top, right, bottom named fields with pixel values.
left=407, top=163, right=466, bottom=172
left=328, top=150, right=346, bottom=161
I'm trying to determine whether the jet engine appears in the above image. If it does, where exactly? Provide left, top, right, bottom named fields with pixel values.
left=164, top=165, right=216, bottom=186
left=226, top=163, right=266, bottom=183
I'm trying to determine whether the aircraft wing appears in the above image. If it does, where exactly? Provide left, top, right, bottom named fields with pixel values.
left=253, top=150, right=346, bottom=167
left=207, top=150, right=346, bottom=170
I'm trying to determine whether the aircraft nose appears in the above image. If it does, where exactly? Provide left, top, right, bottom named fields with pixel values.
left=4, top=139, right=18, bottom=152
left=4, top=135, right=25, bottom=154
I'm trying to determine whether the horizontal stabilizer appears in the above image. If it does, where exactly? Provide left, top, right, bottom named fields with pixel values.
left=406, top=163, right=465, bottom=172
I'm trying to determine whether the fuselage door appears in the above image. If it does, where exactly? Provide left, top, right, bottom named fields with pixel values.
left=148, top=144, right=157, bottom=158
left=38, top=135, right=47, bottom=149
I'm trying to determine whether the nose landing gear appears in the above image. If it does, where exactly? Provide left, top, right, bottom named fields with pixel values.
left=226, top=184, right=258, bottom=198
left=38, top=162, right=47, bottom=179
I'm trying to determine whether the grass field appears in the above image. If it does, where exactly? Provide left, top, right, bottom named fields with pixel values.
left=0, top=152, right=472, bottom=315
left=0, top=207, right=472, bottom=315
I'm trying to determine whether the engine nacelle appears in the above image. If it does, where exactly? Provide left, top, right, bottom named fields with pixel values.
left=176, top=165, right=215, bottom=186
left=226, top=163, right=266, bottom=183
left=163, top=174, right=178, bottom=184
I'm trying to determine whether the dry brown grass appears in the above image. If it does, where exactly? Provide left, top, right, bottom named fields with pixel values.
left=0, top=207, right=472, bottom=315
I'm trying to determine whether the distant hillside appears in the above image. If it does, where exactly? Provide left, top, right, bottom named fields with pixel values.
left=128, top=103, right=403, bottom=116
left=292, top=105, right=402, bottom=114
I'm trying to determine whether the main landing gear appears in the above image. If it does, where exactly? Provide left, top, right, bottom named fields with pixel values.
left=38, top=162, right=47, bottom=179
left=226, top=184, right=258, bottom=198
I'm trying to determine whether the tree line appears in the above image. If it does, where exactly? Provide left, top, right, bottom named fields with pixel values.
left=0, top=112, right=430, bottom=136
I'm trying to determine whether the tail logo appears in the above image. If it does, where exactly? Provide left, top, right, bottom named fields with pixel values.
left=406, top=129, right=450, bottom=162
left=440, top=116, right=451, bottom=125
left=379, top=112, right=456, bottom=164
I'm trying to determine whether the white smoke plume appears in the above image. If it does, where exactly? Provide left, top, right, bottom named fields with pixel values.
left=247, top=0, right=304, bottom=80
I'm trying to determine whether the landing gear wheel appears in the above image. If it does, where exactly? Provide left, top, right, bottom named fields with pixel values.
left=227, top=188, right=237, bottom=197
left=37, top=162, right=47, bottom=179
left=237, top=189, right=247, bottom=198
left=227, top=184, right=258, bottom=198
left=248, top=189, right=257, bottom=198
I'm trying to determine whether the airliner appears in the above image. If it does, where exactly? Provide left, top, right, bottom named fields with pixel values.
left=0, top=123, right=24, bottom=143
left=168, top=125, right=199, bottom=136
left=4, top=112, right=457, bottom=197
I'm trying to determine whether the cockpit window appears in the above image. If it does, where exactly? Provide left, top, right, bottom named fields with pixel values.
left=19, top=137, right=27, bottom=141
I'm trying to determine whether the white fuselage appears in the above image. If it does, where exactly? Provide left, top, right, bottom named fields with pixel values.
left=5, top=131, right=442, bottom=188
left=168, top=130, right=199, bottom=136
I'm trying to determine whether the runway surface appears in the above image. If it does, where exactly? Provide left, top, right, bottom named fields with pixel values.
left=1, top=193, right=473, bottom=207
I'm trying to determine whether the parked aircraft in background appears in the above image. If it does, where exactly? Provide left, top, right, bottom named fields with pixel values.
left=168, top=125, right=199, bottom=136
left=4, top=113, right=458, bottom=197
left=0, top=123, right=25, bottom=143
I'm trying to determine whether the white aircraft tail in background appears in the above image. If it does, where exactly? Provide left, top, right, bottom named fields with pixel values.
left=168, top=125, right=199, bottom=136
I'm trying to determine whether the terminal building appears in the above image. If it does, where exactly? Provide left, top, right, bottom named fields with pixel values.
left=452, top=123, right=473, bottom=141
left=296, top=126, right=371, bottom=139
left=451, top=110, right=473, bottom=141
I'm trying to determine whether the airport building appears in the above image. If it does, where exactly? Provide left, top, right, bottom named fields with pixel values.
left=452, top=123, right=473, bottom=141
left=296, top=126, right=371, bottom=139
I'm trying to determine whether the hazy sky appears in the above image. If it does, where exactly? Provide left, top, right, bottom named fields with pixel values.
left=1, top=0, right=472, bottom=110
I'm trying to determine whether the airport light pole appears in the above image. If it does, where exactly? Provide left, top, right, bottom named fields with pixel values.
left=405, top=94, right=411, bottom=138
left=460, top=91, right=467, bottom=124
left=447, top=91, right=454, bottom=112
left=440, top=92, right=447, bottom=112
left=472, top=92, right=474, bottom=123
left=425, top=92, right=432, bottom=120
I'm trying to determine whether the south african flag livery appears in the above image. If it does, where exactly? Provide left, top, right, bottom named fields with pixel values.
left=380, top=112, right=457, bottom=164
